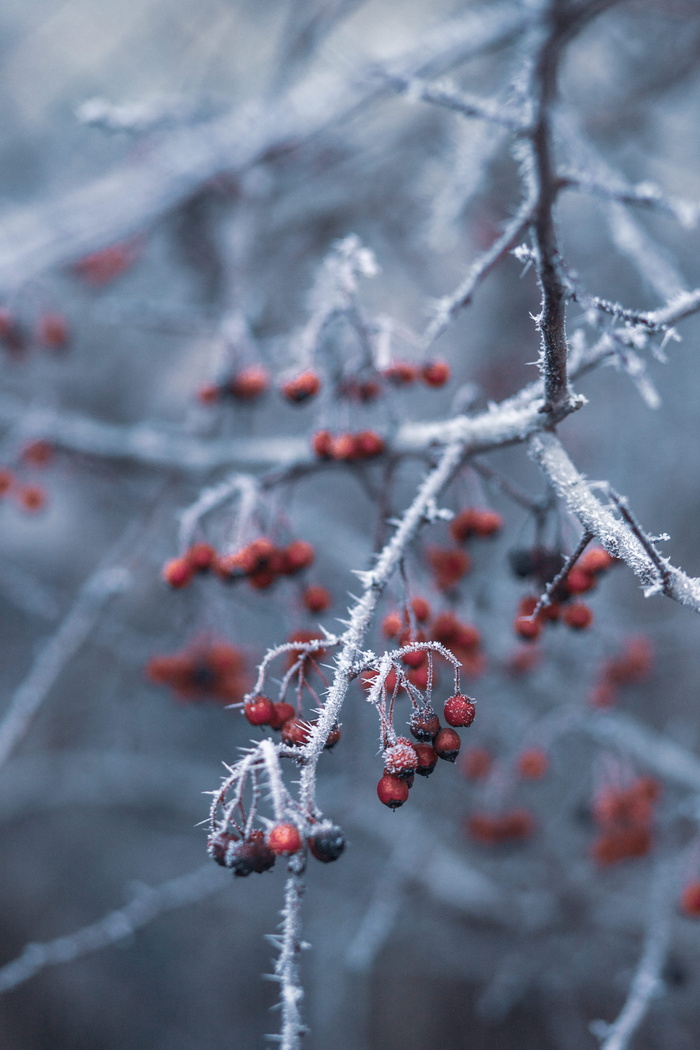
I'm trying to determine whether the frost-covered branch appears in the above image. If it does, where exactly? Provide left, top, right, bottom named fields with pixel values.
left=268, top=870, right=307, bottom=1050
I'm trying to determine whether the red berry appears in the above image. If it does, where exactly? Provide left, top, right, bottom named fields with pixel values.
left=282, top=370, right=321, bottom=403
left=461, top=747, right=493, bottom=780
left=187, top=542, right=216, bottom=572
left=517, top=748, right=549, bottom=779
left=421, top=359, right=451, bottom=387
left=426, top=546, right=471, bottom=590
left=409, top=710, right=440, bottom=741
left=311, top=430, right=333, bottom=458
left=402, top=647, right=426, bottom=669
left=588, top=681, right=617, bottom=708
left=73, top=241, right=139, bottom=286
left=470, top=509, right=503, bottom=538
left=281, top=717, right=311, bottom=747
left=269, top=701, right=296, bottom=729
left=377, top=773, right=409, bottom=809
left=579, top=547, right=616, bottom=575
left=383, top=738, right=418, bottom=778
left=410, top=596, right=431, bottom=623
left=433, top=727, right=461, bottom=762
left=354, top=430, right=384, bottom=458
left=244, top=696, right=275, bottom=726
left=37, top=312, right=69, bottom=348
left=382, top=360, right=418, bottom=385
left=227, top=830, right=276, bottom=876
left=565, top=567, right=596, bottom=595
left=162, top=557, right=194, bottom=589
left=413, top=743, right=438, bottom=777
left=21, top=439, right=54, bottom=467
left=281, top=539, right=315, bottom=574
left=197, top=383, right=220, bottom=404
left=382, top=611, right=403, bottom=637
left=308, top=823, right=346, bottom=863
left=329, top=433, right=358, bottom=462
left=227, top=365, right=269, bottom=400
left=302, top=584, right=331, bottom=613
left=0, top=468, right=13, bottom=495
left=208, top=830, right=240, bottom=866
left=268, top=823, right=302, bottom=855
left=563, top=602, right=593, bottom=630
left=680, top=882, right=700, bottom=918
left=444, top=694, right=476, bottom=728
left=514, top=615, right=541, bottom=642
left=17, top=485, right=46, bottom=512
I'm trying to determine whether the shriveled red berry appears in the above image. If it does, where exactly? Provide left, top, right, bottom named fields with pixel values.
left=208, top=830, right=239, bottom=866
left=383, top=738, right=418, bottom=778
left=421, top=359, right=451, bottom=387
left=227, top=365, right=269, bottom=400
left=377, top=773, right=409, bottom=809
left=563, top=602, right=593, bottom=630
left=244, top=696, right=275, bottom=726
left=162, top=557, right=194, bottom=589
left=311, top=430, right=333, bottom=458
left=413, top=743, right=438, bottom=777
left=308, top=823, right=346, bottom=863
left=281, top=718, right=312, bottom=747
left=281, top=539, right=315, bottom=574
left=434, top=727, right=461, bottom=762
left=282, top=370, right=321, bottom=403
left=268, top=822, right=302, bottom=855
left=444, top=694, right=476, bottom=728
left=517, top=748, right=549, bottom=779
left=409, top=710, right=440, bottom=741
left=269, top=701, right=296, bottom=729
left=680, top=881, right=700, bottom=918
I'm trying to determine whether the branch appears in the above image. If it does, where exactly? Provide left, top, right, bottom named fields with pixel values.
left=529, top=430, right=700, bottom=613
left=268, top=870, right=307, bottom=1050
left=0, top=864, right=224, bottom=994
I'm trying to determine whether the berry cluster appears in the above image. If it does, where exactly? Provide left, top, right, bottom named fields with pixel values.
left=311, top=429, right=384, bottom=461
left=381, top=358, right=451, bottom=387
left=590, top=775, right=660, bottom=866
left=376, top=693, right=476, bottom=809
left=588, top=635, right=654, bottom=708
left=512, top=546, right=617, bottom=641
left=466, top=808, right=535, bottom=845
left=163, top=538, right=315, bottom=591
left=208, top=819, right=346, bottom=877
left=146, top=640, right=249, bottom=704
left=198, top=365, right=270, bottom=405
left=0, top=439, right=55, bottom=514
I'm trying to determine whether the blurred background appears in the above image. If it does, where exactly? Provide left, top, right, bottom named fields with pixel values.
left=2, top=1, right=700, bottom=1047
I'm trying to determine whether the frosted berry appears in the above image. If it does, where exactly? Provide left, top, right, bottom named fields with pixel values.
left=563, top=602, right=593, bottom=630
left=421, top=359, right=451, bottom=387
left=268, top=823, right=302, bottom=855
left=282, top=370, right=321, bottom=403
left=377, top=773, right=409, bottom=809
left=444, top=694, right=476, bottom=728
left=228, top=831, right=276, bottom=876
left=208, top=830, right=239, bottom=866
left=308, top=824, right=346, bottom=863
left=409, top=710, right=440, bottom=741
left=383, top=738, right=418, bottom=778
left=244, top=696, right=275, bottom=726
left=433, top=727, right=461, bottom=762
left=281, top=718, right=312, bottom=747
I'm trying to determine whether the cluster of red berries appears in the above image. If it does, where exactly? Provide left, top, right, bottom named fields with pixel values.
left=382, top=359, right=451, bottom=387
left=0, top=308, right=70, bottom=356
left=0, top=439, right=56, bottom=513
left=680, top=881, right=700, bottom=918
left=311, top=429, right=384, bottom=461
left=198, top=365, right=270, bottom=405
left=466, top=808, right=535, bottom=845
left=450, top=506, right=504, bottom=543
left=163, top=538, right=315, bottom=591
left=242, top=693, right=340, bottom=750
left=374, top=602, right=485, bottom=690
left=588, top=635, right=653, bottom=708
left=302, top=584, right=332, bottom=613
left=73, top=240, right=141, bottom=286
left=208, top=819, right=346, bottom=876
left=146, top=641, right=249, bottom=704
left=590, top=775, right=660, bottom=866
left=424, top=506, right=503, bottom=592
left=376, top=694, right=476, bottom=809
left=512, top=546, right=617, bottom=641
